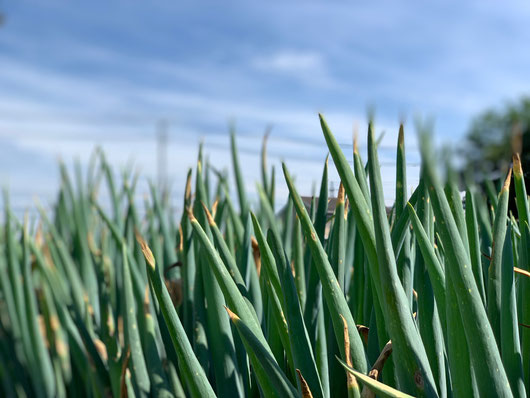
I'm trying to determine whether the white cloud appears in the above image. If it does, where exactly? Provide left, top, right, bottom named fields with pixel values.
left=9, top=0, right=530, bottom=210
left=253, top=50, right=324, bottom=73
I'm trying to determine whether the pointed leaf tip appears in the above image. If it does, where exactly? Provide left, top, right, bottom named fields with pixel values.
left=398, top=124, right=404, bottom=146
left=135, top=230, right=156, bottom=270
left=502, top=168, right=512, bottom=192
left=185, top=173, right=192, bottom=200
left=186, top=206, right=197, bottom=223
left=296, top=370, right=314, bottom=398
left=513, top=153, right=523, bottom=176
left=200, top=201, right=215, bottom=226
left=337, top=182, right=345, bottom=203
left=224, top=306, right=240, bottom=322
left=212, top=198, right=219, bottom=217
left=339, top=314, right=352, bottom=367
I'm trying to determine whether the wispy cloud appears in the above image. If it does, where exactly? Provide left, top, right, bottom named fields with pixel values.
left=252, top=50, right=324, bottom=73
left=2, top=0, right=530, bottom=210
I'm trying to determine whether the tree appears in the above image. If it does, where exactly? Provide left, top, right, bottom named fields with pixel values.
left=463, top=97, right=530, bottom=179
left=462, top=97, right=530, bottom=218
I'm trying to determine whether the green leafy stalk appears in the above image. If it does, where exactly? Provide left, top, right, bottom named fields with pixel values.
left=487, top=169, right=512, bottom=346
left=420, top=131, right=512, bottom=398
left=136, top=234, right=215, bottom=398
left=366, top=123, right=437, bottom=397
left=500, top=225, right=526, bottom=398
left=282, top=162, right=367, bottom=374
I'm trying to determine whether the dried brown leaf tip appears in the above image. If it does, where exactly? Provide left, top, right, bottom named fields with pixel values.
left=185, top=173, right=192, bottom=201
left=368, top=340, right=392, bottom=381
left=398, top=123, right=404, bottom=147
left=340, top=315, right=351, bottom=365
left=502, top=168, right=512, bottom=192
left=340, top=314, right=359, bottom=391
left=337, top=182, right=345, bottom=204
left=178, top=225, right=183, bottom=252
left=513, top=153, right=523, bottom=176
left=362, top=341, right=393, bottom=398
left=201, top=201, right=216, bottom=226
left=186, top=206, right=197, bottom=223
left=135, top=230, right=156, bottom=271
left=251, top=237, right=261, bottom=277
left=296, top=369, right=314, bottom=398
left=212, top=198, right=219, bottom=218
left=356, top=325, right=369, bottom=345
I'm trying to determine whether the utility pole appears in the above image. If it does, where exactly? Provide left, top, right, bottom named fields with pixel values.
left=157, top=119, right=168, bottom=199
left=329, top=180, right=335, bottom=198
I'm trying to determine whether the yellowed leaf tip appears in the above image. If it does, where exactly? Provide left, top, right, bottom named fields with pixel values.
left=185, top=174, right=192, bottom=200
left=178, top=225, right=183, bottom=252
left=35, top=222, right=43, bottom=247
left=251, top=237, right=261, bottom=277
left=106, top=310, right=116, bottom=337
left=94, top=338, right=108, bottom=362
left=339, top=314, right=352, bottom=367
left=186, top=206, right=197, bottom=223
left=135, top=230, right=156, bottom=271
left=337, top=182, right=345, bottom=204
left=502, top=168, right=512, bottom=192
left=515, top=266, right=530, bottom=278
left=87, top=232, right=101, bottom=257
left=224, top=306, right=240, bottom=322
left=340, top=314, right=358, bottom=389
left=201, top=201, right=216, bottom=226
left=212, top=198, right=219, bottom=218
left=513, top=153, right=523, bottom=176
left=296, top=369, right=314, bottom=398
left=144, top=284, right=151, bottom=313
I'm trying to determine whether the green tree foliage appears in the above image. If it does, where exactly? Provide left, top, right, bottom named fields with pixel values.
left=464, top=97, right=530, bottom=178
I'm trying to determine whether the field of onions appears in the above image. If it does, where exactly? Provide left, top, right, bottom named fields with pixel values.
left=0, top=114, right=528, bottom=397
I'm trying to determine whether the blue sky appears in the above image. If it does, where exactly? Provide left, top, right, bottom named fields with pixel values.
left=1, top=1, right=530, bottom=213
